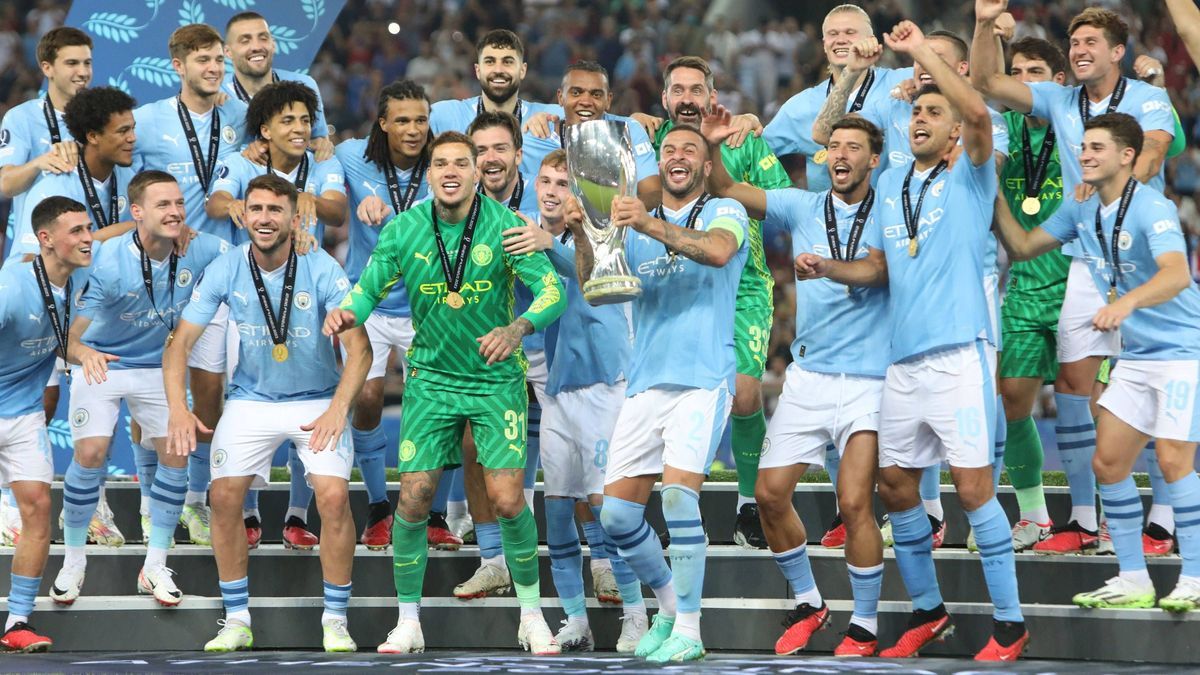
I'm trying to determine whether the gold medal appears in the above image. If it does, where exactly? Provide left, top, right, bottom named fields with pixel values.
left=813, top=149, right=828, bottom=165
left=1021, top=197, right=1041, bottom=216
left=272, top=343, right=289, bottom=362
left=446, top=291, right=465, bottom=309
left=1107, top=287, right=1117, bottom=305
left=908, top=237, right=919, bottom=257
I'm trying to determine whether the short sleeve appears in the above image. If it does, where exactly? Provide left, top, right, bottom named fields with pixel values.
left=1039, top=199, right=1079, bottom=245
left=0, top=107, right=32, bottom=168
left=1144, top=199, right=1186, bottom=259
left=627, top=122, right=658, bottom=183
left=764, top=187, right=808, bottom=237
left=317, top=157, right=346, bottom=195
left=319, top=255, right=352, bottom=310
left=1134, top=85, right=1176, bottom=136
left=210, top=160, right=241, bottom=197
left=76, top=264, right=110, bottom=320
left=181, top=255, right=228, bottom=326
left=704, top=198, right=748, bottom=250
left=1028, top=81, right=1071, bottom=123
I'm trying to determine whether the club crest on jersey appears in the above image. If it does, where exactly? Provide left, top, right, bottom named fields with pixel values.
left=399, top=440, right=417, bottom=462
left=212, top=449, right=227, bottom=468
left=177, top=269, right=193, bottom=287
left=295, top=291, right=312, bottom=310
left=1118, top=230, right=1133, bottom=251
left=221, top=125, right=237, bottom=145
left=71, top=409, right=89, bottom=428
left=118, top=196, right=128, bottom=214
left=930, top=180, right=945, bottom=198
left=0, top=129, right=9, bottom=147
left=471, top=244, right=494, bottom=266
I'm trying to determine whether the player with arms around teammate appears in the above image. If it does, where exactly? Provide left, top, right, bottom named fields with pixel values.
left=326, top=131, right=566, bottom=655
left=993, top=113, right=1200, bottom=614
left=165, top=175, right=369, bottom=653
left=0, top=198, right=94, bottom=652
left=589, top=124, right=748, bottom=663
left=50, top=171, right=228, bottom=609
left=335, top=79, right=433, bottom=550
left=707, top=111, right=890, bottom=657
left=799, top=22, right=1027, bottom=660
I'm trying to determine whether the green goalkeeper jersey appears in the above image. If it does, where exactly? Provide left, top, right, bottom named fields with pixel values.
left=1000, top=110, right=1070, bottom=307
left=341, top=194, right=566, bottom=393
left=654, top=120, right=791, bottom=310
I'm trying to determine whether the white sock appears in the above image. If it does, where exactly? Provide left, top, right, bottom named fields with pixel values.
left=736, top=495, right=755, bottom=512
left=185, top=491, right=206, bottom=508
left=849, top=614, right=878, bottom=636
left=64, top=545, right=87, bottom=568
left=624, top=602, right=647, bottom=616
left=321, top=611, right=345, bottom=625
left=243, top=508, right=261, bottom=521
left=139, top=496, right=150, bottom=515
left=5, top=614, right=28, bottom=631
left=650, top=582, right=677, bottom=617
left=566, top=614, right=589, bottom=627
left=520, top=606, right=541, bottom=619
left=1148, top=504, right=1175, bottom=532
left=1021, top=506, right=1052, bottom=525
left=590, top=558, right=612, bottom=572
left=794, top=585, right=822, bottom=607
left=1119, top=569, right=1153, bottom=588
left=226, top=609, right=251, bottom=627
left=145, top=546, right=168, bottom=570
left=285, top=507, right=307, bottom=523
left=523, top=488, right=535, bottom=515
left=447, top=500, right=468, bottom=520
left=481, top=554, right=505, bottom=569
left=1070, top=506, right=1097, bottom=532
left=398, top=601, right=419, bottom=620
left=672, top=610, right=701, bottom=640
left=1180, top=575, right=1200, bottom=586
left=923, top=498, right=944, bottom=522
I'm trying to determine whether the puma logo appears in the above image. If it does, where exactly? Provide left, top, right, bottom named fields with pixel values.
left=162, top=133, right=181, bottom=147
left=232, top=291, right=249, bottom=305
left=884, top=197, right=899, bottom=210
left=393, top=557, right=421, bottom=568
left=414, top=251, right=434, bottom=265
left=515, top=551, right=537, bottom=563
left=362, top=180, right=380, bottom=196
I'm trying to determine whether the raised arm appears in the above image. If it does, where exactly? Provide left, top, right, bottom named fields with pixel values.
left=1166, top=0, right=1200, bottom=70
left=611, top=195, right=740, bottom=267
left=701, top=105, right=767, bottom=220
left=971, top=0, right=1034, bottom=113
left=812, top=38, right=883, bottom=146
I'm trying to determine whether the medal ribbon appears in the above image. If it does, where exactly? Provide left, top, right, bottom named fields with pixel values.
left=430, top=196, right=482, bottom=296
left=132, top=229, right=178, bottom=331
left=247, top=244, right=296, bottom=351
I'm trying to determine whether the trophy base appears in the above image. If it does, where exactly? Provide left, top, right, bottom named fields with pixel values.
left=583, top=276, right=642, bottom=305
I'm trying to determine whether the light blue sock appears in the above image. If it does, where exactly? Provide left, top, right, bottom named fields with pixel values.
left=287, top=444, right=313, bottom=514
left=1099, top=477, right=1146, bottom=574
left=431, top=467, right=453, bottom=514
left=3, top=489, right=16, bottom=508
left=1055, top=393, right=1097, bottom=511
left=524, top=401, right=541, bottom=491
left=889, top=504, right=942, bottom=611
left=992, top=395, right=1006, bottom=490
left=1145, top=443, right=1171, bottom=520
left=824, top=443, right=839, bottom=489
left=148, top=465, right=188, bottom=551
left=322, top=579, right=352, bottom=618
left=662, top=485, right=705, bottom=614
left=63, top=461, right=105, bottom=547
left=847, top=563, right=883, bottom=633
left=919, top=466, right=941, bottom=503
left=546, top=499, right=586, bottom=618
left=591, top=505, right=641, bottom=605
left=352, top=425, right=388, bottom=505
left=476, top=521, right=503, bottom=560
left=773, top=543, right=819, bottom=603
left=135, top=444, right=158, bottom=501
left=965, top=497, right=1022, bottom=621
left=243, top=488, right=259, bottom=514
left=600, top=496, right=672, bottom=593
left=1167, top=472, right=1200, bottom=577
left=219, top=577, right=250, bottom=615
left=189, top=442, right=211, bottom=496
left=448, top=466, right=466, bottom=502
left=7, top=573, right=40, bottom=621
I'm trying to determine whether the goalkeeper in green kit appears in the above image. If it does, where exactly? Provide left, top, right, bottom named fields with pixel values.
left=324, top=131, right=566, bottom=655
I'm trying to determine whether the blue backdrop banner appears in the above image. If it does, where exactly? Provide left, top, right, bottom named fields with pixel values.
left=64, top=0, right=345, bottom=103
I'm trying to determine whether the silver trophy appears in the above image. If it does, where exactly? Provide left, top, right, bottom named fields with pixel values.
left=564, top=120, right=642, bottom=305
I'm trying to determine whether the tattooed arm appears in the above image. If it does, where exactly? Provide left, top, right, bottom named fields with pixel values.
left=476, top=317, right=535, bottom=366
left=611, top=195, right=739, bottom=267
left=812, top=38, right=882, bottom=146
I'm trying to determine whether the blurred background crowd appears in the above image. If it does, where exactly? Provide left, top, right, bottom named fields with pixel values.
left=3, top=0, right=1200, bottom=414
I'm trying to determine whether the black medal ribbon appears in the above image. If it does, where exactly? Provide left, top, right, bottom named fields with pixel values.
left=654, top=193, right=710, bottom=259
left=42, top=96, right=62, bottom=144
left=232, top=70, right=280, bottom=103
left=1021, top=123, right=1056, bottom=202
left=430, top=196, right=482, bottom=296
left=175, top=96, right=221, bottom=193
left=76, top=153, right=118, bottom=229
left=477, top=97, right=523, bottom=128
left=901, top=161, right=948, bottom=244
left=32, top=255, right=70, bottom=362
left=383, top=155, right=427, bottom=215
left=825, top=68, right=876, bottom=114
left=132, top=229, right=178, bottom=331
left=824, top=188, right=874, bottom=261
left=268, top=151, right=310, bottom=190
left=1095, top=176, right=1137, bottom=301
left=1079, top=77, right=1126, bottom=124
left=506, top=176, right=524, bottom=212
left=247, top=244, right=296, bottom=351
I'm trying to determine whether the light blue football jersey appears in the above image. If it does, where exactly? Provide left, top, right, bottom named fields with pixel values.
left=764, top=188, right=889, bottom=377
left=520, top=113, right=658, bottom=187
left=623, top=196, right=748, bottom=395
left=336, top=137, right=430, bottom=317
left=430, top=96, right=564, bottom=177
left=544, top=232, right=632, bottom=395
left=502, top=175, right=549, bottom=353
left=182, top=245, right=348, bottom=402
left=871, top=156, right=996, bottom=362
left=1041, top=183, right=1200, bottom=360
left=763, top=66, right=913, bottom=190
left=210, top=151, right=345, bottom=244
left=9, top=165, right=135, bottom=260
left=222, top=68, right=329, bottom=139
left=0, top=259, right=90, bottom=417
left=132, top=96, right=249, bottom=242
left=77, top=230, right=228, bottom=369
left=1029, top=79, right=1175, bottom=257
left=0, top=97, right=74, bottom=255
left=859, top=96, right=1009, bottom=176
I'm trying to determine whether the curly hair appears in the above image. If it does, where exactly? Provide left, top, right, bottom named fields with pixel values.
left=246, top=80, right=319, bottom=140
left=64, top=86, right=136, bottom=145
